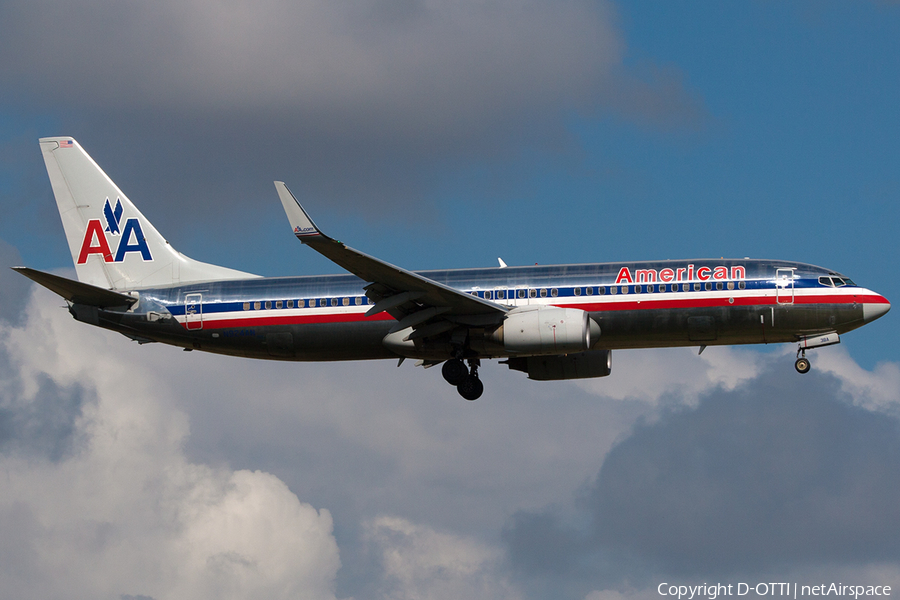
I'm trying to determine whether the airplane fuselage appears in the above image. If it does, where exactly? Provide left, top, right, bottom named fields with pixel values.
left=82, top=258, right=887, bottom=362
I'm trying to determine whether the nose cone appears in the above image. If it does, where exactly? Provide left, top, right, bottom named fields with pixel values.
left=863, top=296, right=891, bottom=322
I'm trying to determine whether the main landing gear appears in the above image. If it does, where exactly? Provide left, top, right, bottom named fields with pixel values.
left=442, top=357, right=484, bottom=401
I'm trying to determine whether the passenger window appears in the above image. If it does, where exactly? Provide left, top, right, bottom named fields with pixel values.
left=320, top=299, right=328, bottom=307
left=727, top=282, right=734, bottom=290
left=539, top=289, right=547, bottom=298
left=682, top=283, right=690, bottom=292
left=574, top=287, right=581, bottom=296
left=550, top=288, right=558, bottom=297
left=739, top=281, right=746, bottom=290
left=597, top=286, right=605, bottom=295
left=331, top=298, right=339, bottom=307
left=276, top=300, right=283, bottom=309
left=243, top=302, right=250, bottom=311
left=342, top=298, right=350, bottom=306
left=716, top=282, right=723, bottom=291
left=609, top=286, right=617, bottom=295
left=659, top=284, right=666, bottom=293
left=705, top=282, right=712, bottom=291
left=693, top=283, right=701, bottom=291
left=497, top=290, right=506, bottom=299
left=355, top=297, right=362, bottom=305
left=621, top=286, right=628, bottom=294
left=517, top=289, right=526, bottom=299
left=586, top=287, right=594, bottom=296
left=529, top=289, right=537, bottom=298
left=634, top=285, right=642, bottom=294
left=254, top=301, right=261, bottom=310
left=265, top=301, right=272, bottom=309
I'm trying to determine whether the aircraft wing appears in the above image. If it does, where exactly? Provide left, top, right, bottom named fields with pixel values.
left=275, top=182, right=508, bottom=334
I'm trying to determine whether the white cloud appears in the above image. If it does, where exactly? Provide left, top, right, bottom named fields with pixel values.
left=364, top=515, right=522, bottom=600
left=164, top=351, right=654, bottom=539
left=816, top=346, right=900, bottom=414
left=0, top=288, right=340, bottom=600
left=575, top=346, right=764, bottom=405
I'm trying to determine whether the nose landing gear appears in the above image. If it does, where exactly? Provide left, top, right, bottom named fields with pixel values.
left=793, top=332, right=840, bottom=374
left=442, top=357, right=484, bottom=400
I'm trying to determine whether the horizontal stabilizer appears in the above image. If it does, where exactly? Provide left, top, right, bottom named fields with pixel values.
left=12, top=267, right=137, bottom=307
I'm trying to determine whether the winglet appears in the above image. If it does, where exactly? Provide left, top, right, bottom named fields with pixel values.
left=274, top=181, right=327, bottom=242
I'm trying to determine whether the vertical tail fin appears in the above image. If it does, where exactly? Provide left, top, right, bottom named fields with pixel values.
left=39, top=137, right=256, bottom=289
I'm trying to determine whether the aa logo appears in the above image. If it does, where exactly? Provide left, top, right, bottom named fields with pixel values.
left=77, top=197, right=153, bottom=264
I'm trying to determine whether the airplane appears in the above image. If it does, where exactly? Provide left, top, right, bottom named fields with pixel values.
left=13, top=137, right=891, bottom=400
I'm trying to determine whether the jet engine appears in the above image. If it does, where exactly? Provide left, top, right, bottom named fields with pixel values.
left=503, top=350, right=612, bottom=381
left=489, top=306, right=600, bottom=355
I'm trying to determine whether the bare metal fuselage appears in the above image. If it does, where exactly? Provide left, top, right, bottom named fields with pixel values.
left=76, top=258, right=886, bottom=362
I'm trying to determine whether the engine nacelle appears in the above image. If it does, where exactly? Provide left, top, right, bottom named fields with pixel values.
left=490, top=306, right=599, bottom=355
left=504, top=350, right=612, bottom=381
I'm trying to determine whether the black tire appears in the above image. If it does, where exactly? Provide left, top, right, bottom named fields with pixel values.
left=457, top=375, right=484, bottom=401
left=795, top=357, right=811, bottom=374
left=442, top=359, right=468, bottom=386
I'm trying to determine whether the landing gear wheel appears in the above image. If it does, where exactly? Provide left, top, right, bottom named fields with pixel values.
left=795, top=357, right=811, bottom=374
left=457, top=374, right=484, bottom=401
left=442, top=359, right=468, bottom=386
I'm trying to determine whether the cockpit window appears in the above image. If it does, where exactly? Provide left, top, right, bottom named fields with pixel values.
left=819, top=275, right=857, bottom=287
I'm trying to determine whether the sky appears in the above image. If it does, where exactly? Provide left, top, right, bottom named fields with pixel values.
left=0, top=1, right=899, bottom=599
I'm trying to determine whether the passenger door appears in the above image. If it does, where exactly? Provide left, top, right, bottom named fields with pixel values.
left=775, top=268, right=795, bottom=305
left=185, top=293, right=203, bottom=330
